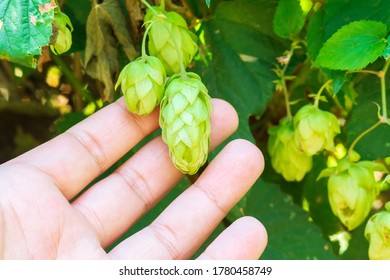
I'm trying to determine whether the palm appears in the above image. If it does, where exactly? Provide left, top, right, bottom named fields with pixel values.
left=0, top=98, right=267, bottom=260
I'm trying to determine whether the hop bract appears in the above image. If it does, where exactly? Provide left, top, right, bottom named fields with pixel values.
left=365, top=203, right=390, bottom=260
left=326, top=160, right=382, bottom=231
left=160, top=73, right=212, bottom=174
left=145, top=6, right=198, bottom=76
left=268, top=117, right=312, bottom=182
left=293, top=104, right=340, bottom=156
left=115, top=56, right=166, bottom=116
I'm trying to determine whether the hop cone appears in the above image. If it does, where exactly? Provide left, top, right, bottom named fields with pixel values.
left=160, top=73, right=212, bottom=174
left=326, top=160, right=383, bottom=231
left=365, top=203, right=390, bottom=260
left=268, top=117, right=312, bottom=182
left=50, top=11, right=73, bottom=55
left=294, top=104, right=340, bottom=156
left=145, top=6, right=198, bottom=76
left=115, top=56, right=166, bottom=116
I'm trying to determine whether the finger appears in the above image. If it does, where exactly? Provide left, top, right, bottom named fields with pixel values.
left=8, top=97, right=160, bottom=199
left=108, top=139, right=265, bottom=259
left=197, top=216, right=267, bottom=260
left=72, top=99, right=238, bottom=248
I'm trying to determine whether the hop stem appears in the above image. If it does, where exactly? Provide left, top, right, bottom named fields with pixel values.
left=314, top=79, right=333, bottom=108
left=141, top=20, right=156, bottom=62
left=141, top=0, right=159, bottom=17
left=160, top=0, right=165, bottom=10
left=380, top=59, right=390, bottom=121
left=277, top=42, right=300, bottom=119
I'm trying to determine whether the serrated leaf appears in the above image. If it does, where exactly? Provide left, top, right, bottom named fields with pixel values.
left=0, top=0, right=55, bottom=68
left=84, top=0, right=137, bottom=101
left=315, top=20, right=388, bottom=71
left=273, top=0, right=306, bottom=39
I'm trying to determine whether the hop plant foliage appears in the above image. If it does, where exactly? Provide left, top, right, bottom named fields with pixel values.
left=294, top=104, right=340, bottom=156
left=268, top=117, right=312, bottom=182
left=50, top=10, right=73, bottom=55
left=144, top=6, right=198, bottom=76
left=160, top=73, right=212, bottom=174
left=365, top=202, right=390, bottom=260
left=115, top=56, right=166, bottom=116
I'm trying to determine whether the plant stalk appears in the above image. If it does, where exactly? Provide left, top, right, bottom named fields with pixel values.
left=348, top=120, right=382, bottom=157
left=380, top=59, right=390, bottom=121
left=141, top=20, right=156, bottom=61
left=314, top=79, right=333, bottom=108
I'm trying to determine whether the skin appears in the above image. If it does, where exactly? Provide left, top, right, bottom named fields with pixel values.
left=0, top=97, right=267, bottom=260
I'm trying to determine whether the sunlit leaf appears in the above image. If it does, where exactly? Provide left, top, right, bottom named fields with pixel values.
left=0, top=0, right=55, bottom=67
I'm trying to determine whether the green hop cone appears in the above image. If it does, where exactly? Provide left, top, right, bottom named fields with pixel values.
left=115, top=56, right=166, bottom=116
left=268, top=117, right=312, bottom=182
left=144, top=6, right=198, bottom=76
left=50, top=11, right=73, bottom=55
left=293, top=104, right=340, bottom=156
left=322, top=159, right=385, bottom=231
left=365, top=202, right=390, bottom=260
left=160, top=72, right=212, bottom=174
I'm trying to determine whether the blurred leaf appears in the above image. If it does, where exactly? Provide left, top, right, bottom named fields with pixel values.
left=324, top=0, right=390, bottom=35
left=247, top=179, right=338, bottom=259
left=273, top=0, right=306, bottom=39
left=0, top=0, right=55, bottom=67
left=341, top=221, right=369, bottom=259
left=197, top=0, right=285, bottom=141
left=63, top=0, right=91, bottom=52
left=205, top=0, right=211, bottom=8
left=306, top=9, right=325, bottom=60
left=315, top=20, right=388, bottom=71
left=84, top=0, right=137, bottom=100
left=303, top=156, right=342, bottom=237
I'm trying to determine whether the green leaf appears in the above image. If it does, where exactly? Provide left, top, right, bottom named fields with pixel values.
left=307, top=0, right=390, bottom=62
left=273, top=0, right=306, bottom=39
left=196, top=0, right=285, bottom=141
left=341, top=220, right=369, bottom=259
left=306, top=9, right=325, bottom=60
left=63, top=0, right=92, bottom=52
left=84, top=0, right=137, bottom=101
left=324, top=0, right=390, bottom=36
left=0, top=0, right=55, bottom=68
left=247, top=179, right=338, bottom=259
left=315, top=20, right=388, bottom=70
left=205, top=0, right=211, bottom=8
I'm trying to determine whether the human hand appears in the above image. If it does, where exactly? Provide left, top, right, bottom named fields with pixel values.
left=0, top=98, right=267, bottom=259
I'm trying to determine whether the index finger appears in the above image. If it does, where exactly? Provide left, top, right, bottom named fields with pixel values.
left=8, top=97, right=160, bottom=199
